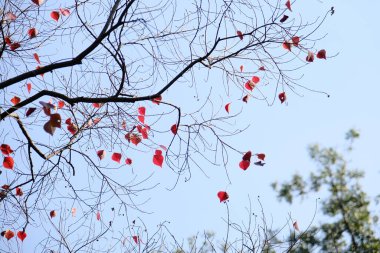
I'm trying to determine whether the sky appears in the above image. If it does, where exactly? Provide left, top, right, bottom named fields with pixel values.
left=1, top=0, right=380, bottom=251
left=134, top=0, right=380, bottom=244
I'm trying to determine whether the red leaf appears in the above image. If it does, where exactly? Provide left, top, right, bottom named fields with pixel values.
left=121, top=120, right=127, bottom=130
left=3, top=157, right=14, bottom=170
left=17, top=231, right=27, bottom=242
left=293, top=221, right=300, bottom=231
left=280, top=15, right=289, bottom=23
left=242, top=151, right=252, bottom=161
left=60, top=8, right=70, bottom=16
left=96, top=211, right=101, bottom=221
left=282, top=41, right=291, bottom=51
left=279, top=92, right=286, bottom=103
left=50, top=113, right=62, bottom=128
left=306, top=51, right=314, bottom=62
left=138, top=115, right=145, bottom=124
left=251, top=76, right=260, bottom=84
left=27, top=82, right=32, bottom=93
left=65, top=118, right=72, bottom=125
left=50, top=11, right=60, bottom=22
left=32, top=0, right=45, bottom=6
left=130, top=134, right=141, bottom=146
left=125, top=158, right=132, bottom=165
left=5, top=12, right=17, bottom=21
left=58, top=100, right=65, bottom=109
left=240, top=65, right=243, bottom=72
left=25, top=108, right=36, bottom=117
left=28, top=28, right=38, bottom=38
left=152, top=95, right=162, bottom=105
left=292, top=36, right=300, bottom=47
left=71, top=208, right=77, bottom=217
left=92, top=103, right=102, bottom=108
left=171, top=124, right=178, bottom=135
left=10, top=42, right=21, bottom=51
left=15, top=187, right=23, bottom=196
left=11, top=96, right=21, bottom=105
left=4, top=230, right=14, bottom=240
left=67, top=124, right=77, bottom=135
left=50, top=210, right=56, bottom=218
left=97, top=150, right=106, bottom=160
left=111, top=153, right=122, bottom=163
left=245, top=80, right=255, bottom=91
left=132, top=235, right=139, bottom=244
left=2, top=184, right=10, bottom=190
left=259, top=66, right=265, bottom=71
left=36, top=65, right=44, bottom=77
left=138, top=106, right=146, bottom=116
left=242, top=95, right=249, bottom=103
left=159, top=145, right=167, bottom=151
left=316, top=49, right=326, bottom=59
left=237, top=30, right=243, bottom=40
left=217, top=191, right=229, bottom=202
left=285, top=0, right=292, bottom=11
left=4, top=37, right=12, bottom=46
left=225, top=103, right=231, bottom=113
left=153, top=150, right=163, bottom=167
left=1, top=144, right=13, bottom=155
left=141, top=127, right=148, bottom=139
left=256, top=153, right=266, bottom=161
left=239, top=160, right=250, bottom=170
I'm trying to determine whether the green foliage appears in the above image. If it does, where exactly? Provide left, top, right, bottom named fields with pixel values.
left=272, top=130, right=380, bottom=252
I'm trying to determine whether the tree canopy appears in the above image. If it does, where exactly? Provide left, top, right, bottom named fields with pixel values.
left=0, top=0, right=333, bottom=251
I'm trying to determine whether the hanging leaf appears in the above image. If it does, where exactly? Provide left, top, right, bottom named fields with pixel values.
left=242, top=95, right=249, bottom=103
left=237, top=30, right=243, bottom=40
left=252, top=76, right=260, bottom=84
left=28, top=28, right=38, bottom=38
left=245, top=80, right=255, bottom=91
left=60, top=8, right=70, bottom=16
left=11, top=96, right=21, bottom=105
left=153, top=150, right=163, bottom=167
left=217, top=191, right=229, bottom=202
left=239, top=160, right=250, bottom=170
left=240, top=65, right=243, bottom=72
left=280, top=15, right=289, bottom=23
left=92, top=103, right=102, bottom=108
left=316, top=49, right=327, bottom=59
left=4, top=230, right=14, bottom=240
left=292, top=36, right=300, bottom=47
left=138, top=106, right=146, bottom=116
left=97, top=150, right=106, bottom=160
left=256, top=153, right=266, bottom=161
left=130, top=134, right=141, bottom=146
left=111, top=153, right=122, bottom=163
left=44, top=121, right=56, bottom=135
left=282, top=41, right=291, bottom=51
left=279, top=92, right=286, bottom=103
left=1, top=144, right=13, bottom=155
left=96, top=211, right=101, bottom=221
left=242, top=151, right=252, bottom=161
left=26, top=108, right=36, bottom=117
left=58, top=101, right=65, bottom=109
left=306, top=51, right=314, bottom=62
left=15, top=187, right=23, bottom=196
left=285, top=0, right=292, bottom=11
left=17, top=231, right=27, bottom=242
left=67, top=124, right=78, bottom=135
left=259, top=66, right=265, bottom=71
left=225, top=103, right=231, bottom=113
left=141, top=127, right=148, bottom=139
left=5, top=12, right=17, bottom=21
left=2, top=185, right=10, bottom=190
left=125, top=158, right=132, bottom=165
left=10, top=42, right=20, bottom=51
left=3, top=157, right=14, bottom=170
left=152, top=95, right=162, bottom=105
left=171, top=124, right=178, bottom=135
left=50, top=210, right=57, bottom=218
left=50, top=113, right=62, bottom=128
left=132, top=235, right=139, bottom=244
left=50, top=11, right=60, bottom=21
left=27, top=82, right=32, bottom=93
left=138, top=115, right=145, bottom=124
left=32, top=0, right=45, bottom=6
